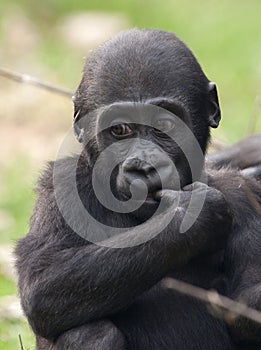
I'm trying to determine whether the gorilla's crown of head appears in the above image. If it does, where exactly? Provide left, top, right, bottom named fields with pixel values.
left=73, top=29, right=220, bottom=153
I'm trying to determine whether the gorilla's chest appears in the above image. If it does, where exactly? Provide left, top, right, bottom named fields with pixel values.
left=112, top=285, right=233, bottom=350
left=112, top=253, right=234, bottom=350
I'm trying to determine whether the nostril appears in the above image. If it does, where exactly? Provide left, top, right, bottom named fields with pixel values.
left=121, top=158, right=173, bottom=192
left=124, top=167, right=156, bottom=183
left=123, top=158, right=155, bottom=177
left=142, top=163, right=155, bottom=175
left=123, top=158, right=142, bottom=172
left=124, top=169, right=148, bottom=185
left=123, top=168, right=162, bottom=193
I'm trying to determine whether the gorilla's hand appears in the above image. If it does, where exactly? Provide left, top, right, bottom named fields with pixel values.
left=155, top=182, right=231, bottom=221
left=154, top=182, right=232, bottom=254
left=184, top=181, right=232, bottom=219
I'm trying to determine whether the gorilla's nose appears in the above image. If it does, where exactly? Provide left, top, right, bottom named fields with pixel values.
left=122, top=157, right=171, bottom=193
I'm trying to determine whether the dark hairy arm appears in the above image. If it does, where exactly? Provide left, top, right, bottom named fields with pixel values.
left=207, top=133, right=261, bottom=170
left=209, top=169, right=261, bottom=345
left=15, top=165, right=231, bottom=341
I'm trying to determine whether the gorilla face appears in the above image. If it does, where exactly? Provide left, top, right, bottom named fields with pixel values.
left=74, top=101, right=206, bottom=222
left=72, top=29, right=221, bottom=221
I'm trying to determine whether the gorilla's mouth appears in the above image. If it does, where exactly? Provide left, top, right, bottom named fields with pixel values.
left=118, top=189, right=159, bottom=204
left=145, top=192, right=158, bottom=203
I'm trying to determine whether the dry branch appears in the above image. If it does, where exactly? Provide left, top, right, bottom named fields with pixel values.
left=163, top=277, right=261, bottom=324
left=18, top=334, right=24, bottom=350
left=0, top=67, right=73, bottom=97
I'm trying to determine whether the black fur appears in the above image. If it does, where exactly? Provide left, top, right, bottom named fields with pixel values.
left=15, top=29, right=261, bottom=350
left=208, top=134, right=261, bottom=170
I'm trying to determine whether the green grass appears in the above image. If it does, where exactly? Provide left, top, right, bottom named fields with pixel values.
left=0, top=275, right=34, bottom=349
left=0, top=158, right=35, bottom=349
left=0, top=275, right=16, bottom=297
left=0, top=319, right=34, bottom=350
left=0, top=157, right=35, bottom=243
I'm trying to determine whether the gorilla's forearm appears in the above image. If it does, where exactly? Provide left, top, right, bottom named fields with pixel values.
left=207, top=133, right=261, bottom=170
left=208, top=169, right=261, bottom=344
left=207, top=168, right=261, bottom=223
left=227, top=220, right=261, bottom=345
left=16, top=187, right=231, bottom=340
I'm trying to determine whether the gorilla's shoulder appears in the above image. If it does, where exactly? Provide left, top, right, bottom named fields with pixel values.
left=36, top=155, right=87, bottom=194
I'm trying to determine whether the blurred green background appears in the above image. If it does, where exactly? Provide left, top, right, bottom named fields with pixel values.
left=0, top=0, right=260, bottom=348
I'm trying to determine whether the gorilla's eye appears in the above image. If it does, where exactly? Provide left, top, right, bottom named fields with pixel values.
left=110, top=124, right=133, bottom=138
left=154, top=119, right=175, bottom=133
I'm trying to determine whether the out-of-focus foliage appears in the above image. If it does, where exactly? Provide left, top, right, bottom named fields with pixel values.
left=1, top=0, right=260, bottom=140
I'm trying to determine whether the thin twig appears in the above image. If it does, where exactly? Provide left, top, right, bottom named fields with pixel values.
left=18, top=334, right=25, bottom=350
left=163, top=277, right=261, bottom=324
left=0, top=67, right=73, bottom=97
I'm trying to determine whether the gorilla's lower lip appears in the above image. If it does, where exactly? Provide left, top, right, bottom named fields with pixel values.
left=136, top=193, right=158, bottom=204
left=120, top=191, right=158, bottom=203
left=145, top=193, right=157, bottom=202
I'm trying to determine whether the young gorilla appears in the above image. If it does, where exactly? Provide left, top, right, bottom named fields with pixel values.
left=15, top=29, right=261, bottom=350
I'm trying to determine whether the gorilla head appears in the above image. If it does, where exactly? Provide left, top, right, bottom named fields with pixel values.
left=72, top=29, right=220, bottom=211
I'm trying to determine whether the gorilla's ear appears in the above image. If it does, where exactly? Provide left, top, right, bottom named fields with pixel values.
left=73, top=109, right=84, bottom=143
left=208, top=82, right=221, bottom=128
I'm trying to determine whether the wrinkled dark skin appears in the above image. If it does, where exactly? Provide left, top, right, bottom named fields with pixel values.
left=15, top=29, right=261, bottom=350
